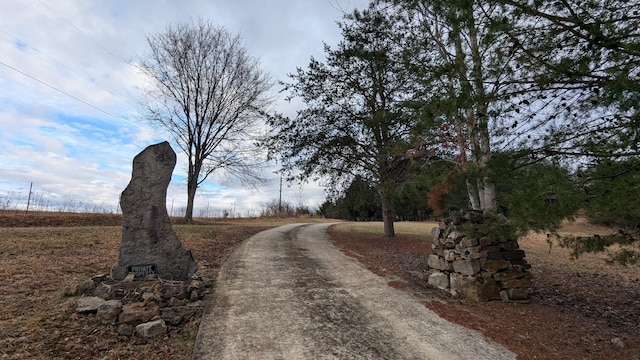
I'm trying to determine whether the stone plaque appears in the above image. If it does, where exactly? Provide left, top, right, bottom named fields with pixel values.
left=126, top=264, right=157, bottom=279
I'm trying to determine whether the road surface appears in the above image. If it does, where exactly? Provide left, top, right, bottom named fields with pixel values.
left=192, top=223, right=516, bottom=359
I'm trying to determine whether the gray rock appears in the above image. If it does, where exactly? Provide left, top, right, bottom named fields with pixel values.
left=611, top=337, right=625, bottom=349
left=427, top=272, right=450, bottom=290
left=76, top=296, right=107, bottom=314
left=135, top=319, right=167, bottom=338
left=160, top=306, right=199, bottom=325
left=427, top=255, right=452, bottom=271
left=453, top=259, right=481, bottom=276
left=459, top=237, right=479, bottom=248
left=431, top=227, right=442, bottom=241
left=112, top=142, right=198, bottom=281
left=118, top=302, right=159, bottom=325
left=117, top=324, right=134, bottom=336
left=450, top=273, right=500, bottom=302
left=499, top=288, right=531, bottom=303
left=78, top=279, right=96, bottom=295
left=446, top=231, right=464, bottom=242
left=96, top=300, right=122, bottom=324
left=92, top=283, right=114, bottom=300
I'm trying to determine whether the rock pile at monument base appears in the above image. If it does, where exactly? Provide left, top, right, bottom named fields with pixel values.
left=67, top=272, right=212, bottom=338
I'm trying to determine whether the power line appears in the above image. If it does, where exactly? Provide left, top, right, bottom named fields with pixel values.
left=0, top=58, right=156, bottom=137
left=0, top=28, right=140, bottom=110
left=36, top=0, right=145, bottom=74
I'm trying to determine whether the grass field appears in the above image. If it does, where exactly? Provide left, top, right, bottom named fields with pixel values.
left=1, top=213, right=639, bottom=359
left=0, top=214, right=339, bottom=359
left=346, top=221, right=438, bottom=236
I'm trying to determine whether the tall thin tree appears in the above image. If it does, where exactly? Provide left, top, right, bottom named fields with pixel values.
left=139, top=20, right=272, bottom=222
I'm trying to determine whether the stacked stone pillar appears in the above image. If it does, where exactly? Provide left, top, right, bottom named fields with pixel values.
left=427, top=211, right=532, bottom=303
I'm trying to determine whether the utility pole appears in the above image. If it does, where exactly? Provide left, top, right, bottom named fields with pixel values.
left=25, top=182, right=33, bottom=214
left=278, top=176, right=283, bottom=213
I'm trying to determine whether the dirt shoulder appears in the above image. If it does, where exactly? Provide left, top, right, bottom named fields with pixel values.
left=328, top=222, right=640, bottom=360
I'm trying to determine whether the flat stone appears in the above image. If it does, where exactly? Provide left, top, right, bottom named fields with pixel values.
left=464, top=211, right=483, bottom=224
left=76, top=296, right=107, bottom=314
left=479, top=237, right=494, bottom=246
left=443, top=250, right=457, bottom=262
left=118, top=302, right=159, bottom=325
left=161, top=283, right=188, bottom=300
left=427, top=255, right=452, bottom=271
left=484, top=246, right=501, bottom=254
left=112, top=142, right=198, bottom=281
left=499, top=241, right=520, bottom=251
left=117, top=324, right=134, bottom=336
left=500, top=288, right=531, bottom=302
left=453, top=259, right=480, bottom=276
left=97, top=300, right=122, bottom=324
left=160, top=306, right=199, bottom=325
left=135, top=319, right=167, bottom=338
left=78, top=279, right=97, bottom=295
left=459, top=237, right=479, bottom=248
left=92, top=283, right=114, bottom=300
left=510, top=259, right=532, bottom=270
left=493, top=269, right=530, bottom=282
left=500, top=250, right=526, bottom=261
left=484, top=260, right=510, bottom=273
left=450, top=273, right=500, bottom=302
left=427, top=272, right=450, bottom=290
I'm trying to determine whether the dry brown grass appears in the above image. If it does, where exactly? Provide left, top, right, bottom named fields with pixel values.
left=0, top=213, right=336, bottom=359
left=3, top=213, right=639, bottom=359
left=331, top=218, right=640, bottom=360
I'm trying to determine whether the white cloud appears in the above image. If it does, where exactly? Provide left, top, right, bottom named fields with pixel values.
left=0, top=0, right=368, bottom=215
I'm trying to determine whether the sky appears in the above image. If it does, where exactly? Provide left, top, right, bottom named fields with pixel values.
left=0, top=0, right=369, bottom=217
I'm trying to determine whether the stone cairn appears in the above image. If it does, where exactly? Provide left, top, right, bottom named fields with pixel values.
left=67, top=142, right=207, bottom=337
left=427, top=210, right=532, bottom=303
left=69, top=273, right=211, bottom=337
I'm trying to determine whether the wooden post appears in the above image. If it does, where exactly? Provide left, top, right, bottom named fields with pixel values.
left=25, top=182, right=33, bottom=214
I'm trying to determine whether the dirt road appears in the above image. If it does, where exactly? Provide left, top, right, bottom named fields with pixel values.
left=192, top=223, right=515, bottom=359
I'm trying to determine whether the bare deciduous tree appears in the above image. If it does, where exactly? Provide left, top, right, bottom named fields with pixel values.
left=139, top=19, right=272, bottom=222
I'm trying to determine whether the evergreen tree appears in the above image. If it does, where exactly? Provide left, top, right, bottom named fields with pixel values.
left=266, top=4, right=420, bottom=236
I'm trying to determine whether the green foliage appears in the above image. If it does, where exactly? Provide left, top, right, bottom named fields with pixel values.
left=558, top=231, right=639, bottom=266
left=452, top=215, right=521, bottom=242
left=580, top=158, right=640, bottom=228
left=492, top=154, right=581, bottom=233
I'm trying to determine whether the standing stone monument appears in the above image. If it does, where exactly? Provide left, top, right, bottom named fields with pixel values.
left=112, top=141, right=198, bottom=281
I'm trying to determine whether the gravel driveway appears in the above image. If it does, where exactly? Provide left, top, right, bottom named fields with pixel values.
left=192, top=223, right=516, bottom=359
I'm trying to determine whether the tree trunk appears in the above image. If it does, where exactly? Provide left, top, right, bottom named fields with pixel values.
left=185, top=178, right=197, bottom=223
left=466, top=180, right=481, bottom=210
left=467, top=13, right=497, bottom=215
left=184, top=160, right=201, bottom=223
left=380, top=187, right=395, bottom=237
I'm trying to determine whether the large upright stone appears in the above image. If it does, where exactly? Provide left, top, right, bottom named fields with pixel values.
left=112, top=142, right=198, bottom=281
